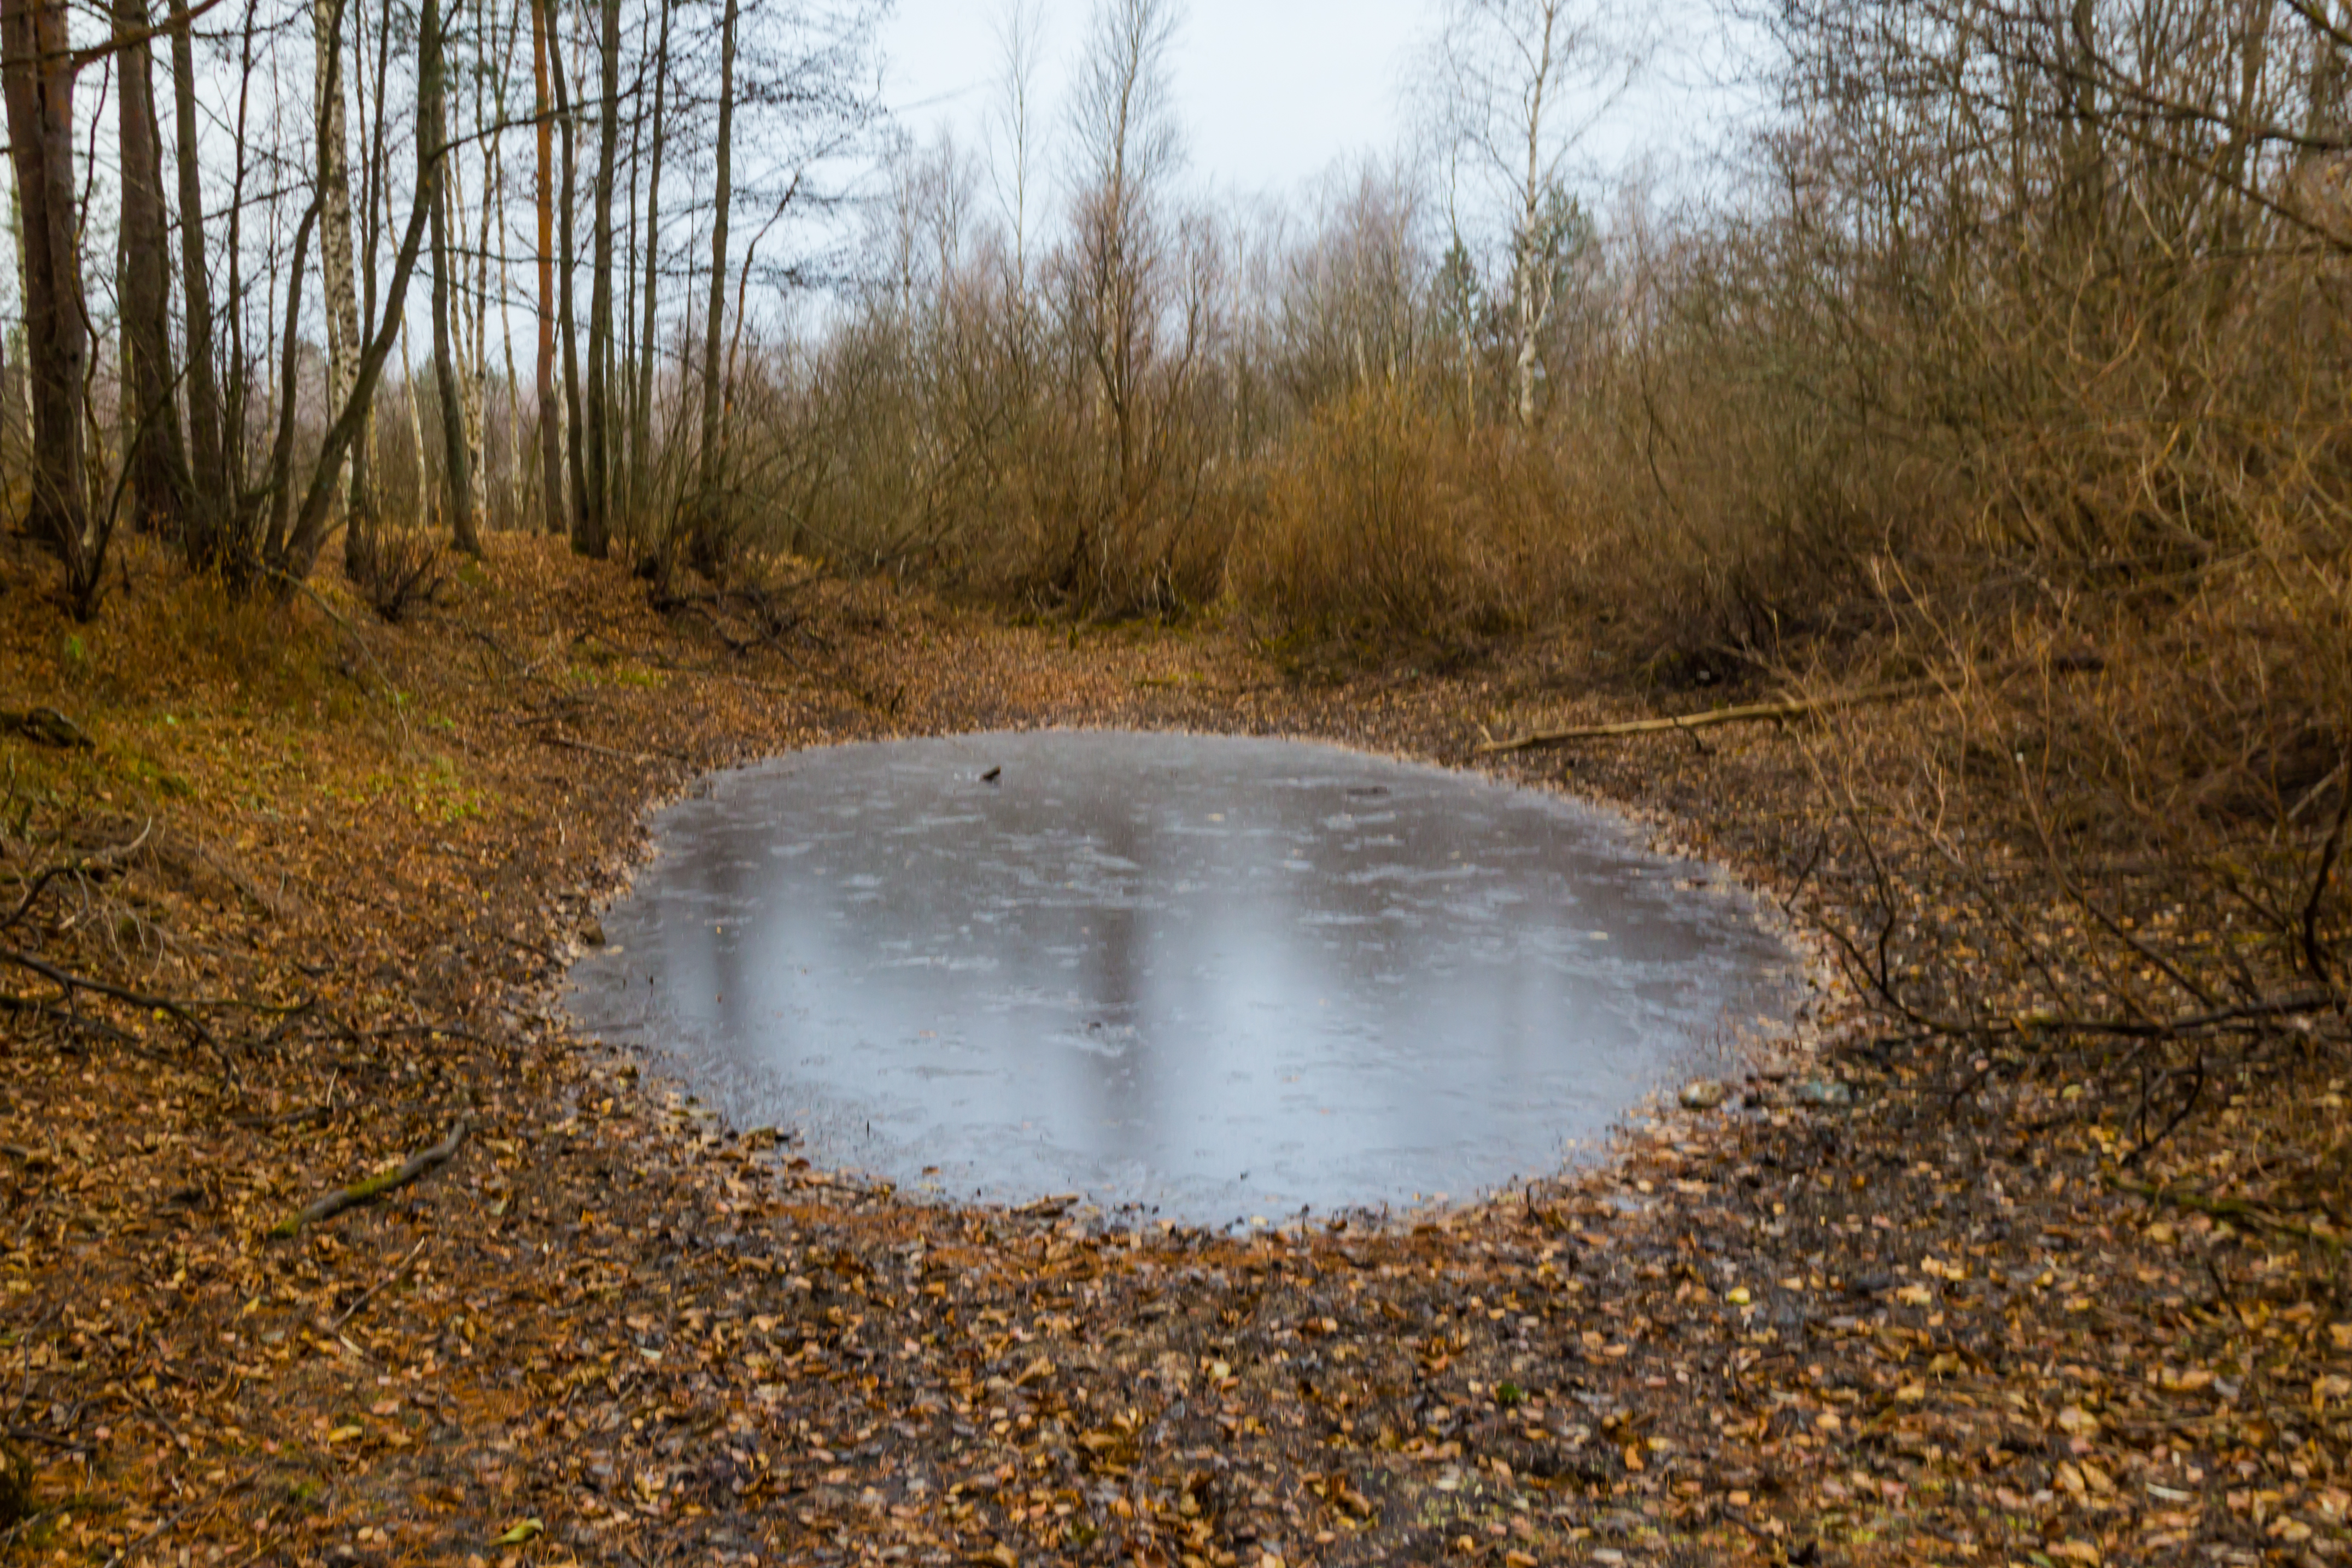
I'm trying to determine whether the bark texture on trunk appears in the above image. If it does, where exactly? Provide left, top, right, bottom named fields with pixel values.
left=533, top=0, right=563, bottom=535
left=428, top=46, right=478, bottom=556
left=578, top=0, right=619, bottom=559
left=169, top=0, right=230, bottom=570
left=2, top=0, right=87, bottom=583
left=633, top=0, right=669, bottom=541
left=314, top=0, right=361, bottom=525
left=691, top=0, right=736, bottom=575
left=115, top=0, right=188, bottom=539
left=268, top=0, right=443, bottom=587
left=551, top=13, right=589, bottom=554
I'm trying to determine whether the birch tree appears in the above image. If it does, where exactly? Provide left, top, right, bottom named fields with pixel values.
left=1435, top=0, right=1635, bottom=426
left=315, top=0, right=362, bottom=530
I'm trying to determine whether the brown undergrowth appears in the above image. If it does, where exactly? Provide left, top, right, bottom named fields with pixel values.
left=0, top=535, right=2345, bottom=1568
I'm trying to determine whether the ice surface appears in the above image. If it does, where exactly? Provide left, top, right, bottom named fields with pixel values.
left=564, top=730, right=1799, bottom=1224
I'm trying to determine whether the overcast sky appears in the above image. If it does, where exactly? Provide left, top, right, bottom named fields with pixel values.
left=877, top=0, right=1433, bottom=201
left=872, top=0, right=1756, bottom=212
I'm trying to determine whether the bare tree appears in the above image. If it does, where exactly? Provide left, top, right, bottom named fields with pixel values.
left=1435, top=0, right=1635, bottom=425
left=579, top=0, right=621, bottom=559
left=533, top=0, right=563, bottom=534
left=315, top=0, right=362, bottom=537
left=270, top=0, right=447, bottom=588
left=990, top=0, right=1048, bottom=300
left=550, top=0, right=588, bottom=552
left=115, top=0, right=188, bottom=539
left=690, top=0, right=738, bottom=573
left=429, top=0, right=478, bottom=555
left=3, top=0, right=89, bottom=599
left=169, top=0, right=230, bottom=570
left=632, top=0, right=671, bottom=539
left=1063, top=0, right=1186, bottom=587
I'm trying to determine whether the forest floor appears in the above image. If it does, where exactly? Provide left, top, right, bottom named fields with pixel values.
left=0, top=535, right=2345, bottom=1568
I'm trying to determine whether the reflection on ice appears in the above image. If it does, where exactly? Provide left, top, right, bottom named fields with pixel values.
left=565, top=729, right=1798, bottom=1224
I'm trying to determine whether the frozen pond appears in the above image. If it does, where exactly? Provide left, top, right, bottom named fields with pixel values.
left=565, top=730, right=1799, bottom=1224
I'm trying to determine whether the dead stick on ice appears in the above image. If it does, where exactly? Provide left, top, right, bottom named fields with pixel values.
left=272, top=1120, right=469, bottom=1238
left=1472, top=681, right=1940, bottom=755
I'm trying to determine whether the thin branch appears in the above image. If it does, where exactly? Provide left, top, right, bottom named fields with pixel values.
left=270, top=1119, right=470, bottom=1237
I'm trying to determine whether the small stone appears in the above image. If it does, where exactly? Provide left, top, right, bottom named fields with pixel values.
left=1679, top=1078, right=1729, bottom=1111
left=582, top=917, right=607, bottom=947
left=1792, top=1078, right=1853, bottom=1106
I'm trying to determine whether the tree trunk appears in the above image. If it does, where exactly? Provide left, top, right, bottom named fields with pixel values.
left=267, top=0, right=445, bottom=586
left=1512, top=4, right=1557, bottom=429
left=578, top=0, right=619, bottom=559
left=496, top=134, right=524, bottom=534
left=169, top=0, right=229, bottom=570
left=314, top=0, right=361, bottom=537
left=531, top=0, right=561, bottom=535
left=114, top=0, right=189, bottom=539
left=691, top=0, right=736, bottom=575
left=619, top=65, right=639, bottom=526
left=633, top=0, right=669, bottom=548
left=464, top=153, right=490, bottom=529
left=2, top=0, right=87, bottom=589
left=465, top=22, right=495, bottom=526
left=343, top=0, right=392, bottom=573
left=550, top=9, right=589, bottom=554
left=426, top=0, right=476, bottom=554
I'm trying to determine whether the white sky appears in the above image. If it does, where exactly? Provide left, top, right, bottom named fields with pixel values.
left=874, top=0, right=1765, bottom=220
left=877, top=0, right=1441, bottom=202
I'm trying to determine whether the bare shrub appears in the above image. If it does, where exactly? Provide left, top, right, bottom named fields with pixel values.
left=1228, top=379, right=1572, bottom=642
left=347, top=525, right=448, bottom=625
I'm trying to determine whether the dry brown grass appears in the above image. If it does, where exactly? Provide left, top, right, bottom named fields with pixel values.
left=1222, top=380, right=1583, bottom=646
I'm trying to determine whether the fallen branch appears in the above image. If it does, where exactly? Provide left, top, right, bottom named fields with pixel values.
left=0, top=992, right=144, bottom=1049
left=2109, top=1172, right=2344, bottom=1251
left=2, top=819, right=153, bottom=930
left=0, top=946, right=216, bottom=1046
left=229, top=1104, right=332, bottom=1131
left=97, top=1502, right=197, bottom=1568
left=1475, top=681, right=1936, bottom=754
left=0, top=708, right=92, bottom=750
left=271, top=1119, right=469, bottom=1238
left=2, top=1425, right=91, bottom=1452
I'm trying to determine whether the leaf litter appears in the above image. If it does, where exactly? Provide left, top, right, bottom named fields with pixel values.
left=0, top=535, right=2343, bottom=1567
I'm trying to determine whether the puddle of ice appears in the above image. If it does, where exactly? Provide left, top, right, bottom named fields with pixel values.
left=564, top=729, right=1800, bottom=1224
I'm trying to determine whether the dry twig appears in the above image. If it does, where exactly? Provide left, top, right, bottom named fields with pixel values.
left=1475, top=681, right=1938, bottom=754
left=270, top=1119, right=470, bottom=1237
